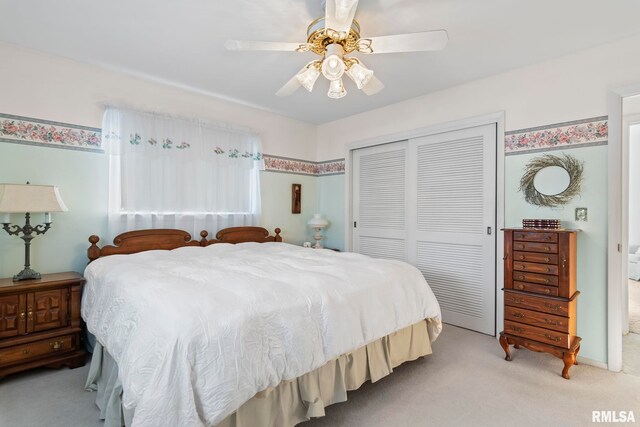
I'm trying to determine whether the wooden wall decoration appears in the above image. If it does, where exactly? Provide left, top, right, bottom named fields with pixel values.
left=292, top=184, right=302, bottom=214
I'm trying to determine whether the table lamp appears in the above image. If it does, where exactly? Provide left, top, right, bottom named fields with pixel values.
left=0, top=183, right=68, bottom=281
left=307, top=213, right=329, bottom=249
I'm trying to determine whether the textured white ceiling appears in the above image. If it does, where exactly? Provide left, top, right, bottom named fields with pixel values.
left=1, top=0, right=640, bottom=124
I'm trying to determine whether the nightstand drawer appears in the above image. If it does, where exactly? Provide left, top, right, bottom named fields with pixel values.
left=513, top=231, right=558, bottom=243
left=504, top=306, right=569, bottom=333
left=504, top=320, right=570, bottom=349
left=512, top=281, right=558, bottom=296
left=0, top=334, right=74, bottom=367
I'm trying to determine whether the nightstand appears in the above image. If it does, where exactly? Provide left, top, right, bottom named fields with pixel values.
left=0, top=272, right=86, bottom=379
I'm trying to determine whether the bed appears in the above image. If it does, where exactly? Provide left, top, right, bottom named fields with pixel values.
left=82, top=226, right=442, bottom=427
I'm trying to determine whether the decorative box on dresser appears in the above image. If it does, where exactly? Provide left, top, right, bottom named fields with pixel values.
left=499, top=229, right=581, bottom=379
left=0, top=272, right=86, bottom=379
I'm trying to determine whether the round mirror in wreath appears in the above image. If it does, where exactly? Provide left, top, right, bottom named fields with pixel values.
left=519, top=154, right=583, bottom=208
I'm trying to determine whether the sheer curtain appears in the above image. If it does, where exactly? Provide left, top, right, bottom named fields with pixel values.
left=103, top=107, right=263, bottom=239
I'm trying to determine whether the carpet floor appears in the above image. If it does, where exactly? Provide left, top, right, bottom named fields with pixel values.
left=1, top=325, right=639, bottom=427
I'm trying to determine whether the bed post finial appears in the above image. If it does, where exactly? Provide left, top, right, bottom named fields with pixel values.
left=88, top=235, right=101, bottom=263
left=274, top=228, right=282, bottom=242
left=199, top=230, right=209, bottom=246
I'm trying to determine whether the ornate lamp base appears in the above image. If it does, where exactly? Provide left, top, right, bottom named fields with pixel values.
left=13, top=267, right=42, bottom=281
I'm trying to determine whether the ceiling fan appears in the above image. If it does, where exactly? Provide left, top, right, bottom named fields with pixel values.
left=225, top=0, right=448, bottom=99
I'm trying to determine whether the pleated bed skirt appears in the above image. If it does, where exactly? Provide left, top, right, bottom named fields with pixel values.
left=85, top=318, right=439, bottom=427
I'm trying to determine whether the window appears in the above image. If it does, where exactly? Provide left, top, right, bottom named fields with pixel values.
left=103, top=107, right=263, bottom=238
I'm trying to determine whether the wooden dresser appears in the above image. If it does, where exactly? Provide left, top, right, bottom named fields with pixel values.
left=0, top=272, right=86, bottom=378
left=499, top=229, right=581, bottom=379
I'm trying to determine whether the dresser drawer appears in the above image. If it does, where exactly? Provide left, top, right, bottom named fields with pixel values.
left=513, top=231, right=558, bottom=243
left=512, top=241, right=558, bottom=254
left=504, top=291, right=570, bottom=316
left=512, top=281, right=558, bottom=296
left=0, top=334, right=74, bottom=367
left=513, top=251, right=558, bottom=265
left=504, top=320, right=571, bottom=349
left=504, top=306, right=569, bottom=333
left=513, top=261, right=558, bottom=275
left=512, top=271, right=558, bottom=286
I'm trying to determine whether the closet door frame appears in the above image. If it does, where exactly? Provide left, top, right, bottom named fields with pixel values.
left=345, top=112, right=506, bottom=337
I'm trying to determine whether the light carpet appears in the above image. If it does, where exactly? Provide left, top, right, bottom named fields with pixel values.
left=1, top=325, right=639, bottom=427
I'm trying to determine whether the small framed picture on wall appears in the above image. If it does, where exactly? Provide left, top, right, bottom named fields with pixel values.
left=292, top=184, right=302, bottom=214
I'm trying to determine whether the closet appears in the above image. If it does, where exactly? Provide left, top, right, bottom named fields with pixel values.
left=352, top=124, right=497, bottom=335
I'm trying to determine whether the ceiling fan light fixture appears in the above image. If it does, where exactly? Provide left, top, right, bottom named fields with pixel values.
left=346, top=60, right=374, bottom=90
left=327, top=78, right=347, bottom=99
left=321, top=44, right=346, bottom=81
left=296, top=62, right=321, bottom=92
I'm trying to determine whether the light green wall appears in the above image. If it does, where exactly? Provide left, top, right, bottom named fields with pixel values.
left=505, top=146, right=608, bottom=362
left=259, top=171, right=318, bottom=245
left=0, top=143, right=108, bottom=278
left=317, top=174, right=345, bottom=251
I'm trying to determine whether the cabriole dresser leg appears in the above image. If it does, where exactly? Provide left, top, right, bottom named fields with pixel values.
left=562, top=351, right=576, bottom=380
left=499, top=334, right=512, bottom=361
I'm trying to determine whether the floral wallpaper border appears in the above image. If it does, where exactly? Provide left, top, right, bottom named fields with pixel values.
left=505, top=116, right=608, bottom=156
left=263, top=155, right=345, bottom=176
left=0, top=113, right=103, bottom=152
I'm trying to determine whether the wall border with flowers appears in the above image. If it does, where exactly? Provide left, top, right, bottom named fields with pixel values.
left=0, top=113, right=103, bottom=152
left=505, top=116, right=608, bottom=156
left=263, top=155, right=345, bottom=176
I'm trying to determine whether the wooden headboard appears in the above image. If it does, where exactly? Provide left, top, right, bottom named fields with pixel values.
left=88, top=226, right=282, bottom=262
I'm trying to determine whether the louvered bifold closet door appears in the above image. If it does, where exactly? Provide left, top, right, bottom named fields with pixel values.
left=410, top=124, right=496, bottom=335
left=352, top=142, right=408, bottom=261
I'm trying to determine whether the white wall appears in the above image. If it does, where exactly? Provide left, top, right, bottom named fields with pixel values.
left=629, top=124, right=640, bottom=246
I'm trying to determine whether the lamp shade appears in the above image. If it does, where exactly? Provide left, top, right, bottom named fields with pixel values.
left=0, top=184, right=68, bottom=213
left=307, top=213, right=329, bottom=228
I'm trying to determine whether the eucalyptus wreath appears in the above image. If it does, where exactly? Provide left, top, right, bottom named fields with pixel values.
left=519, top=154, right=584, bottom=208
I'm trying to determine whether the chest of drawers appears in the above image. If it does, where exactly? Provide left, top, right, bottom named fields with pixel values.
left=499, top=229, right=581, bottom=379
left=0, top=272, right=86, bottom=378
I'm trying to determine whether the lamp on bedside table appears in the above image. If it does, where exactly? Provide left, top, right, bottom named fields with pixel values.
left=307, top=213, right=329, bottom=249
left=0, top=182, right=68, bottom=281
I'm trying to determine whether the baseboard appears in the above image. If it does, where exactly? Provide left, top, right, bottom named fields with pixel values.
left=577, top=356, right=608, bottom=370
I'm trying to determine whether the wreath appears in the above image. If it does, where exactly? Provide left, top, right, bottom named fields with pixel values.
left=519, top=154, right=583, bottom=208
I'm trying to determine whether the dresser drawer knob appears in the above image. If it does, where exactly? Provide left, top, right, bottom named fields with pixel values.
left=544, top=289, right=551, bottom=294
left=517, top=275, right=525, bottom=280
left=516, top=284, right=524, bottom=290
left=19, top=312, right=26, bottom=320
left=543, top=279, right=550, bottom=284
left=544, top=319, right=560, bottom=326
left=544, top=258, right=550, bottom=262
left=49, top=341, right=64, bottom=351
left=518, top=256, right=525, bottom=260
left=544, top=303, right=561, bottom=311
left=511, top=326, right=524, bottom=333
left=509, top=297, right=524, bottom=304
left=544, top=334, right=561, bottom=342
left=513, top=312, right=525, bottom=319
left=544, top=246, right=551, bottom=251
left=22, top=349, right=30, bottom=355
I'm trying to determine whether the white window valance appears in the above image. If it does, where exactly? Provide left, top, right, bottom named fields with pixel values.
left=104, top=107, right=263, bottom=239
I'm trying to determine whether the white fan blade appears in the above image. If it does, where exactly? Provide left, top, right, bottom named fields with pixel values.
left=361, top=75, right=384, bottom=95
left=359, top=30, right=448, bottom=54
left=225, top=40, right=308, bottom=52
left=276, top=72, right=303, bottom=97
left=325, top=0, right=359, bottom=36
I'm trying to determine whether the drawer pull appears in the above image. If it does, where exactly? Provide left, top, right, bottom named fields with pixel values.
left=512, top=312, right=525, bottom=319
left=518, top=255, right=525, bottom=260
left=544, top=289, right=551, bottom=294
left=544, top=257, right=550, bottom=262
left=27, top=308, right=33, bottom=320
left=516, top=245, right=524, bottom=250
left=544, top=246, right=551, bottom=252
left=22, top=349, right=30, bottom=355
left=19, top=312, right=26, bottom=320
left=517, top=275, right=525, bottom=280
left=49, top=341, right=64, bottom=351
left=510, top=326, right=524, bottom=333
left=544, top=303, right=561, bottom=311
left=516, top=284, right=524, bottom=290
left=543, top=279, right=550, bottom=284
left=545, top=268, right=550, bottom=273
left=544, top=319, right=560, bottom=326
left=544, top=334, right=561, bottom=342
left=509, top=297, right=524, bottom=304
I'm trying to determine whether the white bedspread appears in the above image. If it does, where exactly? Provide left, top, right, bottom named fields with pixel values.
left=82, top=242, right=441, bottom=427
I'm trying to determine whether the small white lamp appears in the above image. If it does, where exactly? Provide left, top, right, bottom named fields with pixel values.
left=0, top=183, right=68, bottom=281
left=307, top=213, right=329, bottom=249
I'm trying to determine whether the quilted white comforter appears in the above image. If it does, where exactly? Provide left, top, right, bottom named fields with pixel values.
left=82, top=242, right=441, bottom=426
